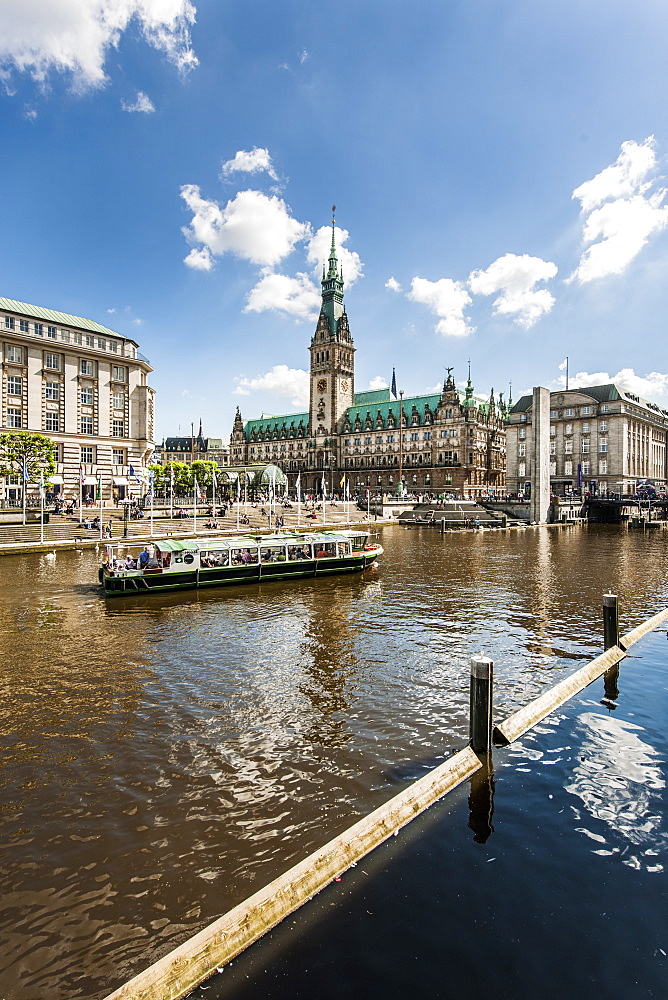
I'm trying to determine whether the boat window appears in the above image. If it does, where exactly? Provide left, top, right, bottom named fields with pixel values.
left=315, top=542, right=337, bottom=558
left=287, top=544, right=313, bottom=560
left=155, top=551, right=171, bottom=567
left=350, top=535, right=366, bottom=549
left=200, top=550, right=230, bottom=567
left=337, top=542, right=351, bottom=557
left=260, top=545, right=287, bottom=563
left=230, top=547, right=258, bottom=565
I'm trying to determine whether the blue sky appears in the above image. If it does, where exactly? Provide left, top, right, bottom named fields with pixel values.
left=2, top=1, right=668, bottom=440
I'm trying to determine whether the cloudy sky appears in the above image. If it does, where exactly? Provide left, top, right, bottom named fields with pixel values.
left=2, top=0, right=668, bottom=439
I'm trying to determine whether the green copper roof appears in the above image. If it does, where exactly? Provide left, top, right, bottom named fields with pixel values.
left=0, top=296, right=137, bottom=343
left=244, top=413, right=308, bottom=437
left=353, top=388, right=392, bottom=406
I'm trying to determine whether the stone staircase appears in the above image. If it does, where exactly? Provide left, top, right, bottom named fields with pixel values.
left=397, top=502, right=507, bottom=528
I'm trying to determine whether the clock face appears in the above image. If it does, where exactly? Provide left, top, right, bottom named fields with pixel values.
left=317, top=378, right=327, bottom=392
left=341, top=379, right=348, bottom=392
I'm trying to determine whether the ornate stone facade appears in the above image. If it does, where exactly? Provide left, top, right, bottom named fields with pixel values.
left=230, top=218, right=507, bottom=498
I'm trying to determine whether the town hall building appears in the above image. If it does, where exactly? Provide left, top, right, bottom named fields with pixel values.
left=229, top=215, right=507, bottom=498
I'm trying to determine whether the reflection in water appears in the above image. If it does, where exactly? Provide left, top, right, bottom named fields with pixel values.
left=566, top=712, right=667, bottom=871
left=467, top=755, right=495, bottom=843
left=1, top=525, right=668, bottom=998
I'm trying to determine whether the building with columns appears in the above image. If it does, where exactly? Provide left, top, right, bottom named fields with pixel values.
left=230, top=217, right=507, bottom=497
left=505, top=384, right=668, bottom=496
left=0, top=296, right=154, bottom=502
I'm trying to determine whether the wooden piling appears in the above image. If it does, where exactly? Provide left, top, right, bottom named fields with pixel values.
left=470, top=656, right=493, bottom=753
left=603, top=593, right=619, bottom=650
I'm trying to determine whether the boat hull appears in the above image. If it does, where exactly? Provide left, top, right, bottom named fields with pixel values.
left=101, top=549, right=381, bottom=596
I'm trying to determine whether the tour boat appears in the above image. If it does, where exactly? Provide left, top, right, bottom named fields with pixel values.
left=98, top=530, right=383, bottom=596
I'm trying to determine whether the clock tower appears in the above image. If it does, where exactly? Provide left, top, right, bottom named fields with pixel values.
left=308, top=208, right=355, bottom=463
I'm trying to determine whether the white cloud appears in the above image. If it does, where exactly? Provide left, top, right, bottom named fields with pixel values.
left=234, top=365, right=309, bottom=408
left=245, top=271, right=320, bottom=320
left=468, top=253, right=557, bottom=327
left=569, top=137, right=668, bottom=284
left=221, top=147, right=278, bottom=181
left=132, top=317, right=143, bottom=325
left=299, top=49, right=309, bottom=64
left=555, top=368, right=668, bottom=403
left=121, top=90, right=155, bottom=113
left=367, top=376, right=388, bottom=390
left=385, top=277, right=402, bottom=292
left=184, top=246, right=214, bottom=271
left=572, top=138, right=658, bottom=213
left=407, top=276, right=473, bottom=337
left=570, top=194, right=668, bottom=284
left=180, top=186, right=310, bottom=268
left=106, top=307, right=116, bottom=314
left=0, top=0, right=198, bottom=91
left=306, top=225, right=364, bottom=286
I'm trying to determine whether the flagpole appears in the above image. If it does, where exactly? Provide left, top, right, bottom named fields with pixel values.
left=193, top=476, right=197, bottom=534
left=99, top=475, right=103, bottom=541
left=40, top=474, right=44, bottom=544
left=296, top=475, right=301, bottom=527
left=79, top=465, right=83, bottom=526
left=170, top=467, right=174, bottom=521
left=566, top=356, right=569, bottom=391
left=149, top=471, right=154, bottom=538
left=236, top=475, right=240, bottom=530
left=22, top=459, right=26, bottom=527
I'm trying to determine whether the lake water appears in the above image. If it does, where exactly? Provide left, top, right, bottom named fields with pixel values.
left=1, top=523, right=667, bottom=999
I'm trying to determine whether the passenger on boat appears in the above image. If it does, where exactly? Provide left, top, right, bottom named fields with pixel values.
left=315, top=547, right=330, bottom=558
left=138, top=547, right=150, bottom=569
left=125, top=555, right=137, bottom=569
left=241, top=549, right=254, bottom=564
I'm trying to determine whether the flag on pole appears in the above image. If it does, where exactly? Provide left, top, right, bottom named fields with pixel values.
left=39, top=473, right=45, bottom=497
left=321, top=474, right=326, bottom=498
left=148, top=470, right=154, bottom=497
left=193, top=474, right=199, bottom=500
left=129, top=464, right=140, bottom=482
left=96, top=474, right=102, bottom=500
left=558, top=358, right=568, bottom=370
left=79, top=463, right=84, bottom=485
left=295, top=472, right=301, bottom=496
left=236, top=475, right=241, bottom=501
left=391, top=368, right=397, bottom=399
left=339, top=473, right=345, bottom=488
left=212, top=466, right=217, bottom=491
left=21, top=457, right=29, bottom=482
left=169, top=466, right=175, bottom=488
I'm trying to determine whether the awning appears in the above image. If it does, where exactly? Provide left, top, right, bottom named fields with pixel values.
left=154, top=540, right=200, bottom=553
left=83, top=477, right=97, bottom=485
left=113, top=477, right=128, bottom=485
left=49, top=475, right=64, bottom=484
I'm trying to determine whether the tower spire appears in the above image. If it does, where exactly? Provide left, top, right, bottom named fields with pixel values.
left=327, top=204, right=338, bottom=279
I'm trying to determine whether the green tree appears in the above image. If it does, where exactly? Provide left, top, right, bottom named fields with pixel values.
left=0, top=431, right=57, bottom=484
left=191, top=460, right=219, bottom=493
left=159, top=461, right=192, bottom=496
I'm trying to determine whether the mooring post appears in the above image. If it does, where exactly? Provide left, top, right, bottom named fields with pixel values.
left=603, top=593, right=619, bottom=650
left=123, top=503, right=130, bottom=539
left=603, top=593, right=620, bottom=701
left=470, top=656, right=494, bottom=753
left=440, top=517, right=445, bottom=535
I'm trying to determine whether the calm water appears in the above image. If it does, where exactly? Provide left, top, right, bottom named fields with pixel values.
left=1, top=524, right=667, bottom=999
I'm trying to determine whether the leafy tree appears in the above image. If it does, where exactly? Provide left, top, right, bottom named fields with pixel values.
left=0, top=432, right=56, bottom=484
left=152, top=461, right=193, bottom=496
left=191, top=460, right=220, bottom=492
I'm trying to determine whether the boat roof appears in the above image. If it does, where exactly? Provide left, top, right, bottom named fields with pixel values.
left=151, top=530, right=367, bottom=550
